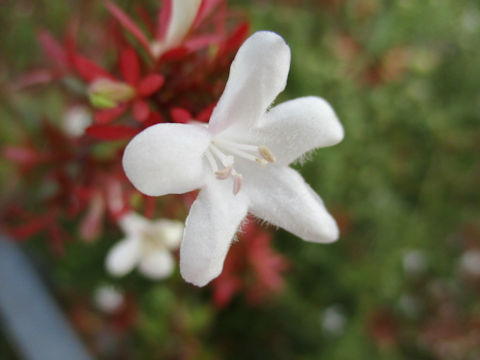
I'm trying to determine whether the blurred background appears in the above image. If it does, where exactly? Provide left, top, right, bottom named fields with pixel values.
left=1, top=0, right=480, bottom=359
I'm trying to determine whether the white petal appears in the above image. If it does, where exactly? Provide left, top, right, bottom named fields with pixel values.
left=139, top=250, right=175, bottom=280
left=152, top=219, right=184, bottom=250
left=208, top=31, right=291, bottom=134
left=245, top=166, right=339, bottom=243
left=118, top=212, right=149, bottom=237
left=255, top=97, right=344, bottom=165
left=123, top=123, right=210, bottom=196
left=105, top=238, right=142, bottom=277
left=180, top=179, right=249, bottom=286
left=164, top=0, right=202, bottom=49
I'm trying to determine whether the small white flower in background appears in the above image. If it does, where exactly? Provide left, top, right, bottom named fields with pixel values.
left=62, top=105, right=92, bottom=137
left=94, top=285, right=124, bottom=314
left=459, top=250, right=480, bottom=277
left=402, top=249, right=427, bottom=276
left=105, top=212, right=184, bottom=280
left=123, top=31, right=344, bottom=286
left=321, top=306, right=346, bottom=336
left=150, top=0, right=202, bottom=58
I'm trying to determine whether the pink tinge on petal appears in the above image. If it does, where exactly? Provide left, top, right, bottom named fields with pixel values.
left=138, top=74, right=165, bottom=97
left=120, top=48, right=140, bottom=85
left=132, top=99, right=150, bottom=122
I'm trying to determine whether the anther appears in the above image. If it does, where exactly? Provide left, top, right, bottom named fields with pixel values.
left=258, top=146, right=276, bottom=163
left=215, top=165, right=232, bottom=180
left=233, top=174, right=243, bottom=195
left=255, top=158, right=268, bottom=167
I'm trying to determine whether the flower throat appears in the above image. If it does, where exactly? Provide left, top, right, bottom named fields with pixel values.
left=205, top=137, right=276, bottom=195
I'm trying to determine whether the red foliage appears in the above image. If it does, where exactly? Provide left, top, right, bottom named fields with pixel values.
left=3, top=0, right=249, bottom=259
left=212, top=218, right=288, bottom=307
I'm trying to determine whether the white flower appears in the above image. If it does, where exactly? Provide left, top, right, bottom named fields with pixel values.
left=62, top=105, right=92, bottom=137
left=460, top=250, right=480, bottom=277
left=105, top=212, right=184, bottom=280
left=150, top=0, right=202, bottom=58
left=123, top=31, right=344, bottom=286
left=93, top=285, right=124, bottom=314
left=321, top=306, right=347, bottom=336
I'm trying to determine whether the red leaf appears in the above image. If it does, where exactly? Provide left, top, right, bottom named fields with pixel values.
left=2, top=146, right=47, bottom=167
left=42, top=120, right=73, bottom=159
left=132, top=99, right=150, bottom=122
left=170, top=107, right=192, bottom=124
left=183, top=34, right=221, bottom=52
left=143, top=111, right=164, bottom=127
left=14, top=69, right=54, bottom=89
left=161, top=46, right=189, bottom=61
left=218, top=22, right=249, bottom=58
left=106, top=1, right=151, bottom=54
left=193, top=0, right=223, bottom=29
left=73, top=55, right=113, bottom=82
left=135, top=6, right=155, bottom=36
left=196, top=103, right=215, bottom=122
left=144, top=195, right=156, bottom=219
left=37, top=30, right=69, bottom=69
left=86, top=125, right=139, bottom=140
left=120, top=47, right=140, bottom=85
left=94, top=105, right=128, bottom=124
left=9, top=216, right=51, bottom=239
left=138, top=74, right=164, bottom=97
left=156, top=0, right=172, bottom=40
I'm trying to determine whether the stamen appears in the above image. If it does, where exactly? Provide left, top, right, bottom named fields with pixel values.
left=222, top=146, right=260, bottom=163
left=206, top=138, right=277, bottom=195
left=205, top=149, right=218, bottom=172
left=215, top=165, right=232, bottom=180
left=233, top=174, right=243, bottom=195
left=255, top=158, right=268, bottom=167
left=259, top=146, right=276, bottom=163
left=209, top=144, right=234, bottom=167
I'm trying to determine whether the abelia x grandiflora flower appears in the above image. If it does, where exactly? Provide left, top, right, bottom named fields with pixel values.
left=106, top=212, right=184, bottom=280
left=123, top=31, right=344, bottom=286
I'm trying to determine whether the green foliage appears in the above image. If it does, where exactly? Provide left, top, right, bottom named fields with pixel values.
left=1, top=0, right=480, bottom=359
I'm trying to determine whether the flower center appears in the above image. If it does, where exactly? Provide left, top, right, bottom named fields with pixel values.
left=141, top=229, right=164, bottom=252
left=205, top=137, right=276, bottom=195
